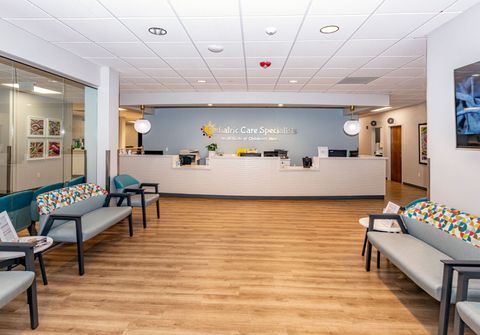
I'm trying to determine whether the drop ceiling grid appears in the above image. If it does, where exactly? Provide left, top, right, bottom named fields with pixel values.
left=0, top=0, right=477, bottom=107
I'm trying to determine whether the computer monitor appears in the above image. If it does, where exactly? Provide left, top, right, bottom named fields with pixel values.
left=328, top=149, right=347, bottom=157
left=144, top=150, right=163, bottom=155
left=179, top=154, right=197, bottom=165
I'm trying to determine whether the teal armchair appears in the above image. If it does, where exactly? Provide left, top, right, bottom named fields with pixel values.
left=65, top=176, right=85, bottom=187
left=113, top=174, right=160, bottom=228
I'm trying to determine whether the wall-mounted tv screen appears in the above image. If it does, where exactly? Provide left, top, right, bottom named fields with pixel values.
left=455, top=61, right=480, bottom=148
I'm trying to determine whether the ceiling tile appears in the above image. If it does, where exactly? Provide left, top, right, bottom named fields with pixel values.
left=290, top=40, right=343, bottom=57
left=241, top=0, right=310, bottom=16
left=205, top=57, right=245, bottom=68
left=61, top=18, right=137, bottom=42
left=211, top=68, right=245, bottom=76
left=444, top=0, right=480, bottom=12
left=408, top=12, right=460, bottom=38
left=121, top=57, right=168, bottom=68
left=119, top=18, right=190, bottom=43
left=299, top=15, right=368, bottom=41
left=247, top=68, right=282, bottom=77
left=244, top=41, right=292, bottom=57
left=384, top=67, right=426, bottom=77
left=380, top=38, right=426, bottom=57
left=242, top=16, right=303, bottom=42
left=170, top=0, right=239, bottom=16
left=349, top=68, right=393, bottom=77
left=163, top=57, right=206, bottom=68
left=98, top=0, right=176, bottom=17
left=277, top=77, right=310, bottom=85
left=309, top=77, right=342, bottom=84
left=100, top=42, right=156, bottom=57
left=247, top=84, right=275, bottom=91
left=84, top=57, right=132, bottom=68
left=157, top=76, right=188, bottom=84
left=302, top=84, right=333, bottom=91
left=284, top=57, right=329, bottom=68
left=353, top=14, right=435, bottom=39
left=5, top=18, right=88, bottom=42
left=336, top=39, right=396, bottom=57
left=275, top=85, right=302, bottom=92
left=184, top=77, right=216, bottom=84
left=220, top=84, right=247, bottom=91
left=0, top=0, right=50, bottom=18
left=248, top=77, right=277, bottom=84
left=55, top=42, right=114, bottom=57
left=309, top=0, right=383, bottom=15
left=324, top=56, right=373, bottom=68
left=363, top=56, right=418, bottom=68
left=315, top=68, right=354, bottom=77
left=407, top=57, right=426, bottom=68
left=281, top=68, right=319, bottom=77
left=147, top=42, right=198, bottom=57
left=175, top=68, right=213, bottom=77
left=28, top=0, right=112, bottom=18
left=216, top=77, right=247, bottom=84
left=245, top=57, right=286, bottom=68
left=195, top=42, right=243, bottom=58
left=181, top=17, right=242, bottom=41
left=377, top=0, right=456, bottom=14
left=138, top=68, right=179, bottom=77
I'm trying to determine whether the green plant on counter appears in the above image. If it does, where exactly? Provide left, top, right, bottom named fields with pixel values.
left=206, top=143, right=218, bottom=151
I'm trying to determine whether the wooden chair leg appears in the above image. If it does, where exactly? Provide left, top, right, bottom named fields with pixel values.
left=37, top=254, right=48, bottom=285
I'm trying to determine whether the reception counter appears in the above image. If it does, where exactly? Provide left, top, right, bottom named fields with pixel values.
left=118, top=155, right=387, bottom=198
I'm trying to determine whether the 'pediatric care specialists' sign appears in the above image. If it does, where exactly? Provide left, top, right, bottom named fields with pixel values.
left=201, top=121, right=297, bottom=141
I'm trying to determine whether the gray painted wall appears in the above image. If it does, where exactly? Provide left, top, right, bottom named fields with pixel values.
left=144, top=108, right=358, bottom=165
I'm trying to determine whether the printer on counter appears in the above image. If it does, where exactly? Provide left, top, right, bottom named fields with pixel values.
left=179, top=149, right=201, bottom=165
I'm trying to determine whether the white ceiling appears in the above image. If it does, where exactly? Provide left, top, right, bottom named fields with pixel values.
left=1, top=0, right=479, bottom=110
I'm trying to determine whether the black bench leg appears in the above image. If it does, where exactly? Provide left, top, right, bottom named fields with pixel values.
left=438, top=266, right=454, bottom=335
left=37, top=254, right=48, bottom=285
left=361, top=229, right=368, bottom=256
left=156, top=199, right=160, bottom=219
left=377, top=250, right=381, bottom=269
left=27, top=282, right=39, bottom=329
left=141, top=204, right=147, bottom=229
left=365, top=240, right=372, bottom=272
left=453, top=312, right=465, bottom=335
left=128, top=214, right=133, bottom=237
left=76, top=239, right=85, bottom=276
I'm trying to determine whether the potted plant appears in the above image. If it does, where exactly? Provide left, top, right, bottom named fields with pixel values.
left=206, top=143, right=218, bottom=158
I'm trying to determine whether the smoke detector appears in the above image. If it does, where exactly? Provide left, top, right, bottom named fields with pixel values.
left=265, top=26, right=277, bottom=36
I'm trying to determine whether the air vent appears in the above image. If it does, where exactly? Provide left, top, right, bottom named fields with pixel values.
left=337, top=77, right=378, bottom=84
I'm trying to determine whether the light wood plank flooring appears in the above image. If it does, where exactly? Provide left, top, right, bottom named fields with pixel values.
left=2, top=182, right=467, bottom=335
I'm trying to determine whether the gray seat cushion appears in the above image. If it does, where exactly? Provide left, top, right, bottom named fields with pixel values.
left=129, top=193, right=158, bottom=207
left=368, top=232, right=480, bottom=302
left=0, top=271, right=35, bottom=308
left=456, top=301, right=480, bottom=334
left=47, top=207, right=132, bottom=242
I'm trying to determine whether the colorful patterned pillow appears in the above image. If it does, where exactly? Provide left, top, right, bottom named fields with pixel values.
left=404, top=201, right=480, bottom=248
left=37, top=183, right=107, bottom=215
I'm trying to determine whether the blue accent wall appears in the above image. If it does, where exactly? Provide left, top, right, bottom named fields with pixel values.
left=144, top=108, right=358, bottom=165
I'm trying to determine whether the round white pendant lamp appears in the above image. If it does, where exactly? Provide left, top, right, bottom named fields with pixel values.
left=134, top=105, right=151, bottom=134
left=343, top=105, right=360, bottom=136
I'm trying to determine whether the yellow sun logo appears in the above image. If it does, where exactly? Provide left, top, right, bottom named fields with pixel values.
left=201, top=121, right=216, bottom=138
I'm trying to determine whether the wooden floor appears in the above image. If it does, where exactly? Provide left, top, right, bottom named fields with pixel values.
left=1, top=182, right=466, bottom=335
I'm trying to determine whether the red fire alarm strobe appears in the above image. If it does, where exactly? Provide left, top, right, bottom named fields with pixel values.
left=259, top=61, right=271, bottom=69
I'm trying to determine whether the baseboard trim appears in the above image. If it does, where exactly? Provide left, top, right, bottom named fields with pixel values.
left=158, top=193, right=384, bottom=200
left=402, top=182, right=428, bottom=191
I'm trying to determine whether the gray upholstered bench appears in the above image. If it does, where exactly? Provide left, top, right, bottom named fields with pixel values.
left=365, top=206, right=480, bottom=335
left=36, top=183, right=133, bottom=275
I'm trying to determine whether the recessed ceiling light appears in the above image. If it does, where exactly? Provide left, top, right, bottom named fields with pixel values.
left=197, top=80, right=207, bottom=83
left=265, top=26, right=277, bottom=36
left=372, top=106, right=392, bottom=112
left=208, top=103, right=213, bottom=107
left=148, top=27, right=167, bottom=36
left=320, top=25, right=339, bottom=34
left=208, top=44, right=224, bottom=53
left=278, top=104, right=284, bottom=107
left=289, top=80, right=298, bottom=84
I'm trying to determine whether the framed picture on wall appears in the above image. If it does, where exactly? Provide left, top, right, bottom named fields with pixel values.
left=46, top=140, right=62, bottom=159
left=27, top=139, right=45, bottom=160
left=27, top=116, right=45, bottom=137
left=418, top=123, right=428, bottom=165
left=47, top=118, right=62, bottom=137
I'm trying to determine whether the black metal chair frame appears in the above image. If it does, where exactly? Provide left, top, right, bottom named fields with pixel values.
left=452, top=266, right=480, bottom=335
left=0, top=241, right=39, bottom=329
left=121, top=183, right=160, bottom=229
left=39, top=193, right=132, bottom=276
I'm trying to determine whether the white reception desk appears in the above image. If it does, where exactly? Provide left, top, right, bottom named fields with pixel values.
left=118, top=155, right=386, bottom=198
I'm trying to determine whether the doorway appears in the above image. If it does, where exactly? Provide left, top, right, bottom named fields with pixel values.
left=390, top=126, right=402, bottom=183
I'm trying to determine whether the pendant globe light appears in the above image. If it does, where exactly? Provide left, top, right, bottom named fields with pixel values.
left=343, top=105, right=360, bottom=136
left=134, top=105, right=151, bottom=134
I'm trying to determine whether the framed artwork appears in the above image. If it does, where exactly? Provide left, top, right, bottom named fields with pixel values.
left=46, top=140, right=62, bottom=159
left=27, top=116, right=45, bottom=137
left=418, top=123, right=428, bottom=165
left=27, top=139, right=45, bottom=160
left=47, top=118, right=62, bottom=137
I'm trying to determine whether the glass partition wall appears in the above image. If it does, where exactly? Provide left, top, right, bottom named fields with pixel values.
left=0, top=56, right=92, bottom=195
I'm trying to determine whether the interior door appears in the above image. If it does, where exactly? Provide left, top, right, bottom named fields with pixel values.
left=390, top=126, right=402, bottom=183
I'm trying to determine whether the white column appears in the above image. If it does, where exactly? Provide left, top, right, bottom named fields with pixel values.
left=96, top=66, right=119, bottom=189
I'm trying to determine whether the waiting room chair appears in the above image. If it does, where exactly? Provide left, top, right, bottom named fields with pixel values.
left=0, top=242, right=39, bottom=329
left=453, top=266, right=480, bottom=335
left=113, top=174, right=160, bottom=228
left=30, top=182, right=65, bottom=226
left=0, top=190, right=48, bottom=285
left=65, top=176, right=85, bottom=187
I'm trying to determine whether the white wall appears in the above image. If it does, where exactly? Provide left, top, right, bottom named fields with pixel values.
left=428, top=4, right=480, bottom=215
left=359, top=103, right=428, bottom=188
